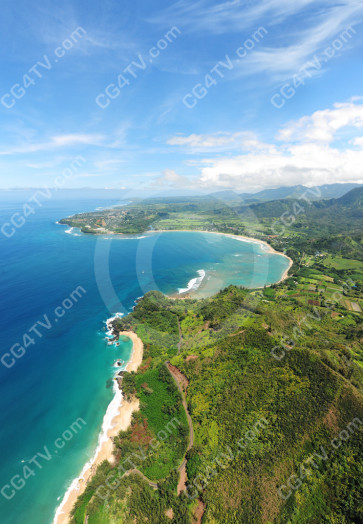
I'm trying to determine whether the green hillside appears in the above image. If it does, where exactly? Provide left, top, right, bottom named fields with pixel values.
left=62, top=188, right=363, bottom=523
left=70, top=281, right=363, bottom=523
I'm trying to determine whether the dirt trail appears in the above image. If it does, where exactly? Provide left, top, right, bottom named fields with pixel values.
left=124, top=468, right=158, bottom=489
left=193, top=500, right=206, bottom=523
left=166, top=362, right=194, bottom=494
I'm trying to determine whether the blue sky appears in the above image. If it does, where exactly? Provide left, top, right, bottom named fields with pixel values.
left=1, top=0, right=363, bottom=194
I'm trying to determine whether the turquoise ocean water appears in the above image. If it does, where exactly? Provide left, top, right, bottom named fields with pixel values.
left=0, top=197, right=289, bottom=524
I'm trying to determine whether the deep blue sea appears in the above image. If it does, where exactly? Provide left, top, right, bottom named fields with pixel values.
left=0, top=196, right=289, bottom=524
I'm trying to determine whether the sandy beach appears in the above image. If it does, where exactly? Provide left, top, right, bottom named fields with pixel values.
left=275, top=257, right=293, bottom=284
left=53, top=331, right=143, bottom=524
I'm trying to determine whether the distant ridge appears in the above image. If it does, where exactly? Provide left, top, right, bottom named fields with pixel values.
left=210, top=183, right=362, bottom=203
left=334, top=185, right=363, bottom=207
left=1, top=183, right=361, bottom=203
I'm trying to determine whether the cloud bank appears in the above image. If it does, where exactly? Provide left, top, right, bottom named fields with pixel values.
left=167, top=99, right=363, bottom=192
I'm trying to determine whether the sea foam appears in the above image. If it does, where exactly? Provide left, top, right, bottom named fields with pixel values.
left=105, top=313, right=124, bottom=341
left=54, top=317, right=128, bottom=523
left=53, top=378, right=123, bottom=523
left=178, top=269, right=206, bottom=294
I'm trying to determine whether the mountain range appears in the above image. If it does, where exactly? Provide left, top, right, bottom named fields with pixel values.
left=210, top=183, right=362, bottom=203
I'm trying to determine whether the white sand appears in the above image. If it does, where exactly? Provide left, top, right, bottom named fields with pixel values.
left=53, top=331, right=143, bottom=524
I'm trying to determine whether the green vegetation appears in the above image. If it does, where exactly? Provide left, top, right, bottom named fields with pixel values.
left=71, top=279, right=363, bottom=523
left=68, top=187, right=362, bottom=523
left=133, top=365, right=188, bottom=479
left=59, top=196, right=253, bottom=236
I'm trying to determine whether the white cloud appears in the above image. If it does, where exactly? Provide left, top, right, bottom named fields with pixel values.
left=197, top=145, right=363, bottom=191
left=51, top=134, right=105, bottom=147
left=278, top=100, right=363, bottom=142
left=153, top=169, right=191, bottom=187
left=151, top=0, right=327, bottom=35
left=167, top=99, right=363, bottom=192
left=94, top=159, right=125, bottom=170
left=27, top=161, right=58, bottom=169
left=233, top=5, right=361, bottom=81
left=155, top=0, right=362, bottom=85
left=75, top=173, right=105, bottom=178
left=353, top=136, right=363, bottom=147
left=167, top=132, right=278, bottom=154
left=0, top=134, right=105, bottom=155
left=167, top=132, right=251, bottom=150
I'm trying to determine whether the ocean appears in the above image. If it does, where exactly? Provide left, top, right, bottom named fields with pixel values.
left=0, top=197, right=290, bottom=524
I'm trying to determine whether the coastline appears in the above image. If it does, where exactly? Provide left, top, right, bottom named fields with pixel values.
left=60, top=224, right=293, bottom=286
left=53, top=229, right=292, bottom=522
left=53, top=331, right=143, bottom=524
left=275, top=257, right=293, bottom=284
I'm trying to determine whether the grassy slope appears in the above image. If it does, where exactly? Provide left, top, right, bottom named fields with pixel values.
left=71, top=283, right=363, bottom=524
